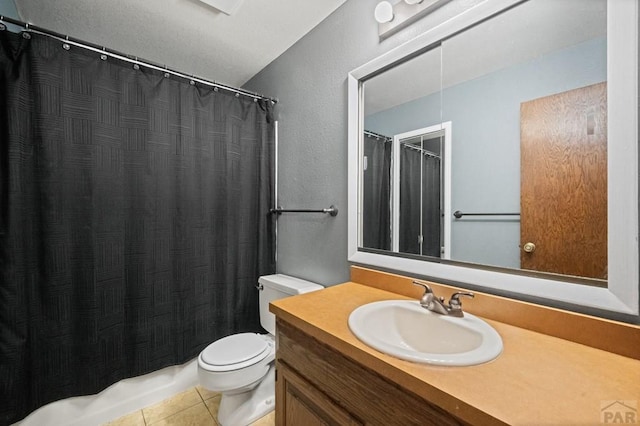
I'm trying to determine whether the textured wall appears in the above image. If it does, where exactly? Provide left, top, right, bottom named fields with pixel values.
left=244, top=0, right=483, bottom=286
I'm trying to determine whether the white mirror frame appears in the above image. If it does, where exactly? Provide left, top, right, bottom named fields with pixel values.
left=348, top=0, right=639, bottom=317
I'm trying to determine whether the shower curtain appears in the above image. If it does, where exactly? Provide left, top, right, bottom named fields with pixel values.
left=0, top=31, right=275, bottom=424
left=399, top=146, right=441, bottom=256
left=362, top=134, right=391, bottom=250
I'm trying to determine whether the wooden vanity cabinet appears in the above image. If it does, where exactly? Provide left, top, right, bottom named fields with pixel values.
left=275, top=319, right=468, bottom=426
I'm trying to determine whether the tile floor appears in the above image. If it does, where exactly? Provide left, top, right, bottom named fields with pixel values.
left=103, top=386, right=275, bottom=426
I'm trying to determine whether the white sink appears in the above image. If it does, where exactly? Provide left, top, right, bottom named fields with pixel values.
left=348, top=300, right=503, bottom=366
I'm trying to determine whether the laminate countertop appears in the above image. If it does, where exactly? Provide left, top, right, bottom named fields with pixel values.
left=270, top=282, right=640, bottom=426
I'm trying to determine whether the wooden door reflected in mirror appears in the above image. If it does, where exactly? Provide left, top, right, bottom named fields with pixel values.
left=520, top=82, right=607, bottom=280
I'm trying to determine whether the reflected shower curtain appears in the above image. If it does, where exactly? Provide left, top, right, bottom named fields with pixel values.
left=399, top=147, right=441, bottom=256
left=421, top=154, right=441, bottom=257
left=362, top=134, right=391, bottom=250
left=0, top=31, right=275, bottom=424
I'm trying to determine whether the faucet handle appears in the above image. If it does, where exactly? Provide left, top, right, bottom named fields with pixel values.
left=412, top=280, right=433, bottom=294
left=449, top=291, right=474, bottom=308
left=413, top=281, right=434, bottom=307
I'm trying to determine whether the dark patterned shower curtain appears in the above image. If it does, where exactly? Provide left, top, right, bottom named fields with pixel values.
left=399, top=146, right=441, bottom=256
left=0, top=30, right=275, bottom=424
left=362, top=133, right=391, bottom=250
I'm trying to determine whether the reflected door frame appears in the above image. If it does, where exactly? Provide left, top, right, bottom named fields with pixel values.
left=392, top=121, right=452, bottom=258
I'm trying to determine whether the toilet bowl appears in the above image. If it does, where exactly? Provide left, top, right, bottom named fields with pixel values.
left=197, top=274, right=323, bottom=426
left=198, top=333, right=275, bottom=393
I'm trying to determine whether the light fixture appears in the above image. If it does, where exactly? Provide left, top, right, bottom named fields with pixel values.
left=374, top=1, right=394, bottom=24
left=375, top=0, right=451, bottom=39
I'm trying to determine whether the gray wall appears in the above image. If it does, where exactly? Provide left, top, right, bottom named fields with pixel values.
left=244, top=0, right=484, bottom=286
left=365, top=37, right=606, bottom=269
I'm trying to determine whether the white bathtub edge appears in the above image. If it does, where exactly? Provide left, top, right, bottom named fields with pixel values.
left=14, top=358, right=199, bottom=426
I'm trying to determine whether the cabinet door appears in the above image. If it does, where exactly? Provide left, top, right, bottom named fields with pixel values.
left=276, top=362, right=363, bottom=426
left=276, top=319, right=469, bottom=426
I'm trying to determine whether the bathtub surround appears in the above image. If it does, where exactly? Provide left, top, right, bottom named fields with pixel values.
left=17, top=360, right=198, bottom=426
left=0, top=30, right=275, bottom=424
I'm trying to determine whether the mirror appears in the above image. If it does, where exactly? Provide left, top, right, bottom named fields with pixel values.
left=361, top=47, right=445, bottom=255
left=348, top=0, right=638, bottom=319
left=362, top=0, right=608, bottom=281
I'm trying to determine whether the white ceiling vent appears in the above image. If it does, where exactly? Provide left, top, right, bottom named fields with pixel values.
left=198, top=0, right=245, bottom=15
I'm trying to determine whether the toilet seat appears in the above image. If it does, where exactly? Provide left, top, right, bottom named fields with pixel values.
left=199, top=333, right=273, bottom=372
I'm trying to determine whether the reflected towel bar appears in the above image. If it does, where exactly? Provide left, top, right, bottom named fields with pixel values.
left=453, top=210, right=519, bottom=219
left=271, top=205, right=338, bottom=217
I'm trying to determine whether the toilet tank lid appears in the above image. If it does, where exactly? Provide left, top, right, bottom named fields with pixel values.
left=258, top=274, right=323, bottom=295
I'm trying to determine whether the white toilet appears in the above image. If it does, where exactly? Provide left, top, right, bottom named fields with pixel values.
left=197, top=274, right=323, bottom=426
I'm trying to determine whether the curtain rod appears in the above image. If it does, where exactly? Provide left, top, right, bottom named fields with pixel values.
left=270, top=206, right=338, bottom=217
left=401, top=142, right=440, bottom=159
left=364, top=130, right=392, bottom=141
left=453, top=210, right=520, bottom=219
left=0, top=16, right=278, bottom=105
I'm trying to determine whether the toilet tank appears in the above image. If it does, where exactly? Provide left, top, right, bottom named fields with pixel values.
left=258, top=274, right=323, bottom=335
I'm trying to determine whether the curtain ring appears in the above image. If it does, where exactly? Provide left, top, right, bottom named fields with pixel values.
left=62, top=43, right=70, bottom=51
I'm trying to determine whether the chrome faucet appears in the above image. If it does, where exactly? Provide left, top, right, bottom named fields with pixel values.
left=413, top=281, right=474, bottom=318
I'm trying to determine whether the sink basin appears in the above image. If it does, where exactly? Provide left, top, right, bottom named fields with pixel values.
left=348, top=300, right=503, bottom=366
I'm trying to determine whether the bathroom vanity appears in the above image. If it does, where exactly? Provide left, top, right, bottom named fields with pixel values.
left=270, top=267, right=640, bottom=425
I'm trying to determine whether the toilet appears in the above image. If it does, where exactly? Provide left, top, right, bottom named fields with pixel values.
left=197, top=274, right=323, bottom=426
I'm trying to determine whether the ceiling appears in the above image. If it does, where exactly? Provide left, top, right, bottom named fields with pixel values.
left=14, top=0, right=347, bottom=89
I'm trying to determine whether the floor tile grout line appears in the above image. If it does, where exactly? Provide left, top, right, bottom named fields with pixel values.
left=202, top=398, right=219, bottom=423
left=144, top=388, right=206, bottom=425
left=147, top=403, right=206, bottom=426
left=195, top=385, right=219, bottom=423
left=108, top=387, right=242, bottom=426
left=195, top=386, right=207, bottom=403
